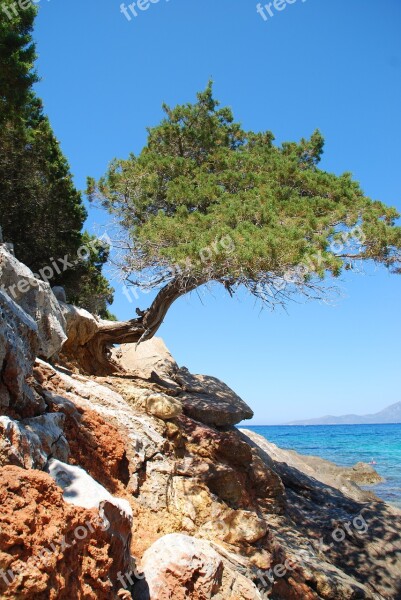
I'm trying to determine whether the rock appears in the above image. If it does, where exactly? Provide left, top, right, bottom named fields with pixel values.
left=349, top=462, right=384, bottom=485
left=119, top=385, right=183, bottom=421
left=41, top=362, right=168, bottom=473
left=136, top=533, right=223, bottom=599
left=201, top=508, right=268, bottom=544
left=113, top=337, right=178, bottom=381
left=0, top=417, right=44, bottom=468
left=0, top=246, right=67, bottom=358
left=0, top=289, right=45, bottom=416
left=0, top=465, right=132, bottom=599
left=24, top=413, right=70, bottom=461
left=135, top=533, right=263, bottom=600
left=42, top=383, right=131, bottom=494
left=0, top=413, right=69, bottom=469
left=59, top=303, right=99, bottom=350
left=178, top=371, right=253, bottom=427
left=240, top=429, right=382, bottom=503
left=45, top=459, right=134, bottom=596
left=52, top=286, right=67, bottom=303
left=113, top=340, right=254, bottom=427
left=143, top=391, right=183, bottom=420
left=46, top=458, right=132, bottom=518
left=2, top=243, right=401, bottom=600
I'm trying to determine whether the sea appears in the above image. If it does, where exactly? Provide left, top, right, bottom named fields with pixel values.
left=242, top=424, right=401, bottom=507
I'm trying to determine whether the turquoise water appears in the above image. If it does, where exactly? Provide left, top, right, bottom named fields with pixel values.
left=242, top=424, right=401, bottom=507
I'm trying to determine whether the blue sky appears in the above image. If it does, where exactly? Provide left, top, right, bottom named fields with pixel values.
left=33, top=0, right=401, bottom=424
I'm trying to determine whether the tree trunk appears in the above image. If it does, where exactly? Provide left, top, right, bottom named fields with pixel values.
left=64, top=277, right=202, bottom=375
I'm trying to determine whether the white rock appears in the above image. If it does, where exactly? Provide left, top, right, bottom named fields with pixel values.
left=0, top=289, right=44, bottom=414
left=0, top=416, right=43, bottom=468
left=46, top=458, right=133, bottom=520
left=0, top=246, right=67, bottom=358
left=113, top=337, right=178, bottom=380
left=59, top=302, right=99, bottom=348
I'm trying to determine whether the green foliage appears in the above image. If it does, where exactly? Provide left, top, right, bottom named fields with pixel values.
left=65, top=233, right=115, bottom=319
left=0, top=1, right=37, bottom=123
left=89, top=84, right=401, bottom=303
left=0, top=5, right=114, bottom=317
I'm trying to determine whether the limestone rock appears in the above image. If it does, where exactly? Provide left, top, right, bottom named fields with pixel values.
left=42, top=363, right=168, bottom=472
left=0, top=289, right=45, bottom=416
left=240, top=429, right=381, bottom=503
left=179, top=371, right=253, bottom=427
left=40, top=382, right=131, bottom=493
left=136, top=533, right=223, bottom=599
left=114, top=337, right=178, bottom=380
left=0, top=246, right=67, bottom=358
left=113, top=339, right=254, bottom=427
left=135, top=533, right=263, bottom=600
left=0, top=413, right=69, bottom=469
left=143, top=391, right=183, bottom=420
left=348, top=461, right=384, bottom=485
left=0, top=416, right=44, bottom=468
left=59, top=303, right=99, bottom=351
left=52, top=286, right=67, bottom=303
left=24, top=413, right=70, bottom=463
left=46, top=458, right=132, bottom=518
left=201, top=508, right=268, bottom=545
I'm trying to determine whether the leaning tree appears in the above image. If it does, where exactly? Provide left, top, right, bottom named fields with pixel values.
left=78, top=84, right=401, bottom=373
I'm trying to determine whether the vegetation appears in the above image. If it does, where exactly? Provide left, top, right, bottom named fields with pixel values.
left=82, top=84, right=401, bottom=372
left=0, top=2, right=114, bottom=317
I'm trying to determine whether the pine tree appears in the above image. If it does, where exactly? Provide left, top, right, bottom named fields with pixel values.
left=0, top=4, right=114, bottom=317
left=81, top=84, right=401, bottom=373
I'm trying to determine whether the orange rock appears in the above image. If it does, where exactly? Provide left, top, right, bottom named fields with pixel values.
left=0, top=466, right=130, bottom=599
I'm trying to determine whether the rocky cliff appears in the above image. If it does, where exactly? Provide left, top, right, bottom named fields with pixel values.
left=1, top=244, right=401, bottom=600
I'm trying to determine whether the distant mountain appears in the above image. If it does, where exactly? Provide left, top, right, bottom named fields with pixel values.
left=287, top=402, right=401, bottom=425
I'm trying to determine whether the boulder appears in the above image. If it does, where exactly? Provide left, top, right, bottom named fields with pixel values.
left=113, top=337, right=178, bottom=381
left=135, top=533, right=263, bottom=600
left=348, top=462, right=384, bottom=485
left=0, top=246, right=67, bottom=358
left=113, top=339, right=254, bottom=427
left=0, top=289, right=45, bottom=416
left=178, top=371, right=253, bottom=427
left=59, top=303, right=99, bottom=350
left=136, top=533, right=223, bottom=600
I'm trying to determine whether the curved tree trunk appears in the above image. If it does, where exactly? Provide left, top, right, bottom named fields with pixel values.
left=66, top=277, right=202, bottom=375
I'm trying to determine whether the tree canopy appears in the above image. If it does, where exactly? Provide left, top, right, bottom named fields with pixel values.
left=78, top=84, right=401, bottom=373
left=0, top=3, right=114, bottom=317
left=89, top=84, right=401, bottom=306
